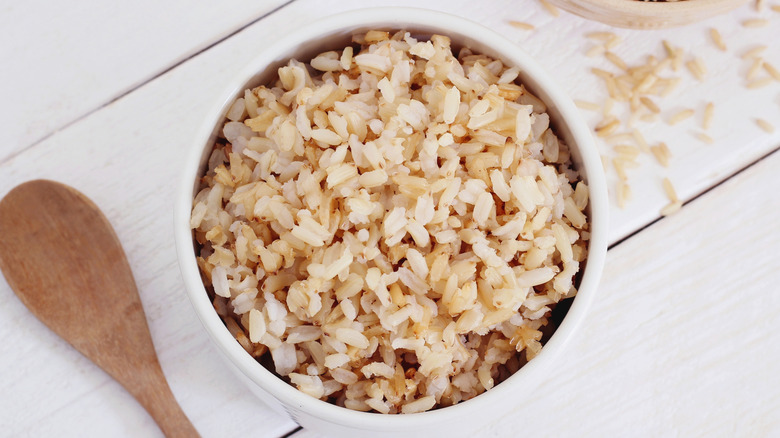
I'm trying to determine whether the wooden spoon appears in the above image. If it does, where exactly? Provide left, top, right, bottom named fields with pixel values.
left=0, top=180, right=199, bottom=438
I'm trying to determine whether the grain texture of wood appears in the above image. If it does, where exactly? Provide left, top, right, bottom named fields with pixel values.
left=547, top=0, right=747, bottom=29
left=0, top=180, right=198, bottom=438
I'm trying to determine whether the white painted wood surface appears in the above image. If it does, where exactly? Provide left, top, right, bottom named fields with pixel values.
left=0, top=0, right=289, bottom=155
left=0, top=0, right=778, bottom=437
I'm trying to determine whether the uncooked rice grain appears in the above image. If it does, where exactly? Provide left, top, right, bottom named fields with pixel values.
left=746, top=78, right=774, bottom=89
left=660, top=201, right=683, bottom=216
left=741, top=46, right=767, bottom=59
left=703, top=102, right=714, bottom=131
left=586, top=45, right=606, bottom=58
left=685, top=58, right=706, bottom=81
left=662, top=177, right=678, bottom=202
left=709, top=28, right=727, bottom=51
left=669, top=109, right=694, bottom=125
left=695, top=132, right=714, bottom=144
left=764, top=62, right=780, bottom=81
left=747, top=58, right=764, bottom=81
left=742, top=18, right=769, bottom=27
left=575, top=100, right=601, bottom=111
left=651, top=143, right=671, bottom=167
left=605, top=52, right=627, bottom=71
left=586, top=31, right=616, bottom=41
left=191, top=31, right=590, bottom=415
left=756, top=118, right=775, bottom=133
left=508, top=21, right=535, bottom=30
left=539, top=0, right=561, bottom=17
left=605, top=36, right=622, bottom=50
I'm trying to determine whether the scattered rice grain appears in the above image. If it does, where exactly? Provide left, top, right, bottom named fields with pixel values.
left=763, top=62, right=780, bottom=81
left=695, top=132, right=714, bottom=144
left=575, top=100, right=601, bottom=111
left=756, top=118, right=775, bottom=133
left=746, top=77, right=774, bottom=89
left=742, top=18, right=769, bottom=27
left=660, top=201, right=683, bottom=216
left=703, top=102, right=714, bottom=131
left=508, top=21, right=535, bottom=30
left=668, top=109, right=694, bottom=126
left=539, top=0, right=561, bottom=16
left=662, top=177, right=678, bottom=202
left=709, top=28, right=727, bottom=51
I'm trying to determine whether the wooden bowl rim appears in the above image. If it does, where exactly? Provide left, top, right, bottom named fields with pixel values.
left=575, top=0, right=743, bottom=13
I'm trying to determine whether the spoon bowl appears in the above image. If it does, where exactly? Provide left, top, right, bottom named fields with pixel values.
left=0, top=180, right=198, bottom=438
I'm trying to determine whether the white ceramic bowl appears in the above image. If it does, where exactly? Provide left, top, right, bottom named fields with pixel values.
left=175, top=7, right=608, bottom=438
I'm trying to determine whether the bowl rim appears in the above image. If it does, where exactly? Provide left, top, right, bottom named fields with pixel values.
left=546, top=0, right=748, bottom=29
left=174, top=6, right=608, bottom=430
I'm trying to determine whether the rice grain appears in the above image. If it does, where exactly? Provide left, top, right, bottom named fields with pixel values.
left=668, top=109, right=695, bottom=126
left=756, top=118, right=775, bottom=133
left=742, top=18, right=769, bottom=27
left=709, top=28, right=727, bottom=51
left=703, top=102, right=714, bottom=131
left=746, top=78, right=774, bottom=89
left=508, top=21, right=535, bottom=30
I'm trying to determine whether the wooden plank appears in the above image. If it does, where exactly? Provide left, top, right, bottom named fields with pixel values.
left=289, top=149, right=780, bottom=437
left=0, top=0, right=290, bottom=153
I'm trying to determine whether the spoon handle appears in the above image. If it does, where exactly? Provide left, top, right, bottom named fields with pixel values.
left=127, top=362, right=200, bottom=438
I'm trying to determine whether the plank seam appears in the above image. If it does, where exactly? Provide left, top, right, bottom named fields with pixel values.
left=609, top=142, right=780, bottom=251
left=278, top=425, right=303, bottom=438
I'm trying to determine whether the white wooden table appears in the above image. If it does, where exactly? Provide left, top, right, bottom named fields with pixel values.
left=2, top=1, right=779, bottom=436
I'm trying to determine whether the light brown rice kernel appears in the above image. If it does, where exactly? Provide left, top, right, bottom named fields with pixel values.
left=695, top=132, right=715, bottom=144
left=747, top=58, right=764, bottom=81
left=595, top=118, right=620, bottom=137
left=586, top=31, right=616, bottom=41
left=662, top=177, right=678, bottom=202
left=661, top=77, right=682, bottom=97
left=640, top=96, right=661, bottom=114
left=651, top=143, right=671, bottom=167
left=709, top=28, right=727, bottom=52
left=703, top=102, right=714, bottom=131
left=616, top=181, right=631, bottom=209
left=668, top=109, right=695, bottom=126
left=605, top=35, right=622, bottom=50
left=685, top=58, right=707, bottom=82
left=191, top=31, right=589, bottom=415
left=660, top=201, right=683, bottom=216
left=508, top=20, right=535, bottom=30
left=605, top=52, right=628, bottom=71
left=539, top=0, right=561, bottom=17
left=764, top=62, right=780, bottom=81
left=741, top=45, right=768, bottom=60
left=742, top=18, right=770, bottom=27
left=756, top=118, right=776, bottom=133
left=746, top=78, right=774, bottom=89
left=586, top=45, right=606, bottom=58
left=575, top=100, right=601, bottom=111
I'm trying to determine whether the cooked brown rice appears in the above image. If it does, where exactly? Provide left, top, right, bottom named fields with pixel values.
left=191, top=30, right=589, bottom=414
